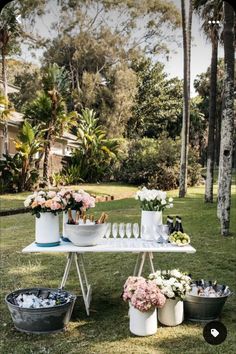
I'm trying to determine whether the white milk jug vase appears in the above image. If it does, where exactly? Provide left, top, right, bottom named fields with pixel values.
left=129, top=304, right=157, bottom=336
left=158, top=298, right=184, bottom=326
left=35, top=212, right=60, bottom=246
left=141, top=210, right=162, bottom=240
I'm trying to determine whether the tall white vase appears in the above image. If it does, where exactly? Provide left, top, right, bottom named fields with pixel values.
left=158, top=298, right=184, bottom=326
left=62, top=210, right=76, bottom=237
left=35, top=212, right=60, bottom=246
left=141, top=210, right=162, bottom=240
left=129, top=304, right=157, bottom=336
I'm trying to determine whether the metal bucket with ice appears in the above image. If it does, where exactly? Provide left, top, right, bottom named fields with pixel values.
left=5, top=288, right=76, bottom=333
left=184, top=281, right=231, bottom=322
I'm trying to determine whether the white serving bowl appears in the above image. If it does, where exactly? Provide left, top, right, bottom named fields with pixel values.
left=64, top=223, right=108, bottom=246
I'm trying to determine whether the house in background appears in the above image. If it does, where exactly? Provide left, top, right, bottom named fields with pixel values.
left=0, top=81, right=80, bottom=175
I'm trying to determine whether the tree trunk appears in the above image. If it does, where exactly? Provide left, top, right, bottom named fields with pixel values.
left=43, top=140, right=51, bottom=185
left=42, top=90, right=58, bottom=186
left=205, top=35, right=218, bottom=202
left=217, top=2, right=235, bottom=236
left=1, top=46, right=9, bottom=155
left=179, top=0, right=192, bottom=198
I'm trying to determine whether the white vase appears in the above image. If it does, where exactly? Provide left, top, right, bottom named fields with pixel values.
left=158, top=298, right=184, bottom=326
left=141, top=210, right=162, bottom=240
left=62, top=210, right=76, bottom=237
left=129, top=304, right=157, bottom=336
left=35, top=212, right=60, bottom=246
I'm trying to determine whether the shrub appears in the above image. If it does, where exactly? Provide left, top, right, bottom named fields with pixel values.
left=116, top=137, right=202, bottom=190
left=0, top=153, right=39, bottom=193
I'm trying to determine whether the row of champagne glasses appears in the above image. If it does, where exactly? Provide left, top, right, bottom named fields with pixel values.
left=104, top=223, right=140, bottom=238
left=104, top=223, right=170, bottom=241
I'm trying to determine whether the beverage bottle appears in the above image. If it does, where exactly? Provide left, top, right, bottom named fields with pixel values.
left=223, top=285, right=229, bottom=295
left=167, top=216, right=175, bottom=234
left=67, top=208, right=75, bottom=224
left=190, top=280, right=198, bottom=296
left=174, top=216, right=184, bottom=232
left=213, top=280, right=218, bottom=292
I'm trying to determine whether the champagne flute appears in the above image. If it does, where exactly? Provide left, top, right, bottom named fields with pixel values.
left=112, top=223, right=118, bottom=238
left=126, top=223, right=132, bottom=238
left=133, top=223, right=140, bottom=239
left=119, top=223, right=125, bottom=238
left=105, top=222, right=111, bottom=238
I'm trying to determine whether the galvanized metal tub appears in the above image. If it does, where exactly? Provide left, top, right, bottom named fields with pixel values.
left=5, top=288, right=76, bottom=334
left=184, top=285, right=231, bottom=322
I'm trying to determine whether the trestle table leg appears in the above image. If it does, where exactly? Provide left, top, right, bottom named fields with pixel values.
left=75, top=253, right=91, bottom=316
left=148, top=252, right=155, bottom=273
left=133, top=252, right=156, bottom=276
left=59, top=252, right=74, bottom=289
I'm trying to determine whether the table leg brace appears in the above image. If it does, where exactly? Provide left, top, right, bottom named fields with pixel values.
left=133, top=252, right=155, bottom=276
left=75, top=254, right=91, bottom=316
left=60, top=252, right=74, bottom=289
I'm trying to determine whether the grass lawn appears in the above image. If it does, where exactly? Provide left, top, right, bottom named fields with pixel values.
left=0, top=183, right=138, bottom=211
left=0, top=183, right=235, bottom=354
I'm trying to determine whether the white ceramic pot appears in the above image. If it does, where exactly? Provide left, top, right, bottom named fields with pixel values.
left=158, top=298, right=184, bottom=326
left=62, top=210, right=76, bottom=237
left=141, top=210, right=162, bottom=240
left=35, top=212, right=60, bottom=246
left=129, top=304, right=157, bottom=336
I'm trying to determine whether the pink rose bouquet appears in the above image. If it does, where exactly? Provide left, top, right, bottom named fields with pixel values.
left=24, top=191, right=66, bottom=218
left=123, top=276, right=166, bottom=312
left=58, top=189, right=95, bottom=213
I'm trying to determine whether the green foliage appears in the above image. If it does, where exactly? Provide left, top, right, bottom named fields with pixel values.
left=0, top=121, right=41, bottom=193
left=116, top=137, right=202, bottom=190
left=61, top=165, right=84, bottom=185
left=0, top=2, right=22, bottom=57
left=128, top=58, right=183, bottom=139
left=0, top=121, right=42, bottom=193
left=9, top=61, right=42, bottom=112
left=0, top=153, right=38, bottom=193
left=62, top=108, right=120, bottom=182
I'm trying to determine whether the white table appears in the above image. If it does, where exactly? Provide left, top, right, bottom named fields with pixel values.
left=22, top=239, right=196, bottom=315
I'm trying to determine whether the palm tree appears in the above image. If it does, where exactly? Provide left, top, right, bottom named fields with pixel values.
left=179, top=0, right=193, bottom=198
left=15, top=120, right=42, bottom=191
left=217, top=2, right=235, bottom=236
left=194, top=0, right=223, bottom=203
left=24, top=64, right=77, bottom=186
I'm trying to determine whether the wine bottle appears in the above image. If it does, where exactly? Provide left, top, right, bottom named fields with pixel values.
left=167, top=216, right=175, bottom=234
left=223, top=285, right=229, bottom=295
left=174, top=216, right=184, bottom=232
left=213, top=280, right=218, bottom=291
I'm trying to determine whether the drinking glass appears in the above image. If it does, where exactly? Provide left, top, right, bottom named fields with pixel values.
left=161, top=225, right=169, bottom=243
left=105, top=222, right=111, bottom=238
left=119, top=223, right=125, bottom=238
left=133, top=223, right=140, bottom=238
left=112, top=223, right=118, bottom=238
left=126, top=223, right=132, bottom=238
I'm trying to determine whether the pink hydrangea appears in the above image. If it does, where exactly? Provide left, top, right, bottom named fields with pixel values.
left=123, top=276, right=166, bottom=312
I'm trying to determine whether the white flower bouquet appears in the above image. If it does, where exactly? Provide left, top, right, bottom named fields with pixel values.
left=135, top=187, right=174, bottom=211
left=149, top=269, right=191, bottom=300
